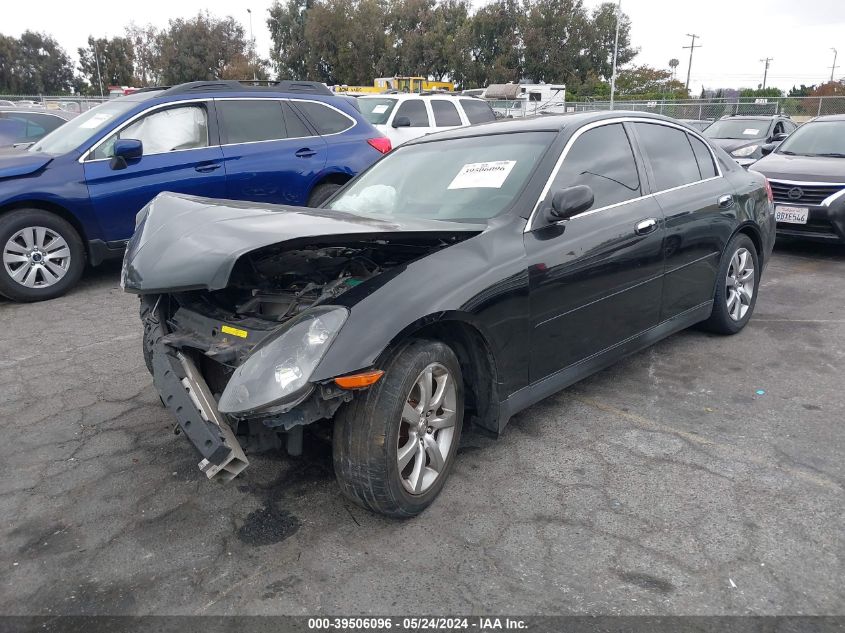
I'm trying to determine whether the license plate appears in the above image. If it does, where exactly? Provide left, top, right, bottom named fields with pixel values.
left=775, top=205, right=808, bottom=224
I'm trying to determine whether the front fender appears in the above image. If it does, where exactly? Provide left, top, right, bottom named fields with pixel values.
left=310, top=218, right=531, bottom=397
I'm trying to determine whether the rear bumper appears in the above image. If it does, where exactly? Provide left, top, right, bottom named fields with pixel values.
left=151, top=344, right=248, bottom=481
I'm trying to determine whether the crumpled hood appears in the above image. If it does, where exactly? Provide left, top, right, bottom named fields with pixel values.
left=748, top=152, right=845, bottom=182
left=0, top=151, right=52, bottom=179
left=122, top=192, right=484, bottom=293
left=708, top=138, right=762, bottom=154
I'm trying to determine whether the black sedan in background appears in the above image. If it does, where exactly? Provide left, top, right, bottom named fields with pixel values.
left=123, top=111, right=775, bottom=517
left=0, top=108, right=74, bottom=149
left=705, top=114, right=797, bottom=167
left=750, top=114, right=845, bottom=243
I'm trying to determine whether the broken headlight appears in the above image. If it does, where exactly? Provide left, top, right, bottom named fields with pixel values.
left=217, top=306, right=348, bottom=415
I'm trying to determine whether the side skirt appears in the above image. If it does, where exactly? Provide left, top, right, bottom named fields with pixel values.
left=496, top=301, right=713, bottom=433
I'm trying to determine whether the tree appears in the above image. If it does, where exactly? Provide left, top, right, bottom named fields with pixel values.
left=739, top=86, right=783, bottom=98
left=0, top=35, right=21, bottom=93
left=788, top=84, right=815, bottom=97
left=78, top=36, right=136, bottom=95
left=125, top=23, right=161, bottom=85
left=522, top=0, right=589, bottom=85
left=455, top=0, right=523, bottom=88
left=7, top=31, right=75, bottom=94
left=584, top=2, right=636, bottom=81
left=154, top=12, right=262, bottom=84
left=268, top=0, right=314, bottom=80
left=613, top=64, right=687, bottom=99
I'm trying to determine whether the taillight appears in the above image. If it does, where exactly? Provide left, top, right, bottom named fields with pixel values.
left=367, top=137, right=392, bottom=154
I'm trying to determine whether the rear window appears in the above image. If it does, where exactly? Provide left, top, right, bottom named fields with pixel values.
left=634, top=122, right=702, bottom=191
left=360, top=98, right=397, bottom=125
left=689, top=134, right=717, bottom=179
left=293, top=101, right=354, bottom=135
left=217, top=100, right=286, bottom=144
left=461, top=99, right=496, bottom=124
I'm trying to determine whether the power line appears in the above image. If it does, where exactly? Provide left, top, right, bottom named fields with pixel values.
left=682, top=34, right=701, bottom=92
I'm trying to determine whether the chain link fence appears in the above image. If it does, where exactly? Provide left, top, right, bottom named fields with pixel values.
left=0, top=94, right=108, bottom=114
left=543, top=96, right=845, bottom=123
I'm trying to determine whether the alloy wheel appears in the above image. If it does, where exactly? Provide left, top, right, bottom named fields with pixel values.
left=397, top=362, right=457, bottom=495
left=726, top=247, right=754, bottom=321
left=3, top=226, right=71, bottom=289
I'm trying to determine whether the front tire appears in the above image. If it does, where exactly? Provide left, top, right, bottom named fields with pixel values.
left=700, top=233, right=759, bottom=334
left=0, top=209, right=85, bottom=302
left=333, top=339, right=464, bottom=518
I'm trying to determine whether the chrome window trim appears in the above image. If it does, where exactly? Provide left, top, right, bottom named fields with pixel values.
left=79, top=98, right=210, bottom=163
left=79, top=96, right=356, bottom=163
left=526, top=116, right=723, bottom=232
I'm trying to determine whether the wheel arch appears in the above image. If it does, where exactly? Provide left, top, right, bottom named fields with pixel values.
left=310, top=170, right=354, bottom=192
left=0, top=199, right=89, bottom=247
left=377, top=314, right=502, bottom=436
left=733, top=222, right=763, bottom=267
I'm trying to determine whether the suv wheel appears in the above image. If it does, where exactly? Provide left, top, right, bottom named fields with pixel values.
left=0, top=209, right=85, bottom=302
left=307, top=183, right=342, bottom=207
left=333, top=339, right=464, bottom=517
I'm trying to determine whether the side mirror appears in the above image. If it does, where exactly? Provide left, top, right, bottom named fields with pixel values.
left=392, top=116, right=411, bottom=128
left=545, top=185, right=594, bottom=222
left=772, top=132, right=789, bottom=142
left=110, top=138, right=143, bottom=170
left=761, top=142, right=778, bottom=156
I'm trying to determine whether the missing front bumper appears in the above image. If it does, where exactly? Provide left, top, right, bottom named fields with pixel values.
left=151, top=345, right=249, bottom=482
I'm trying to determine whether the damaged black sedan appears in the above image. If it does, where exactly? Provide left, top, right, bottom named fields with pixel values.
left=124, top=112, right=775, bottom=517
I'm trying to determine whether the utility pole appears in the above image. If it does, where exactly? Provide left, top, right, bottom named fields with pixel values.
left=247, top=8, right=257, bottom=81
left=92, top=40, right=104, bottom=98
left=682, top=34, right=701, bottom=93
left=760, top=57, right=773, bottom=90
left=831, top=48, right=839, bottom=82
left=609, top=0, right=622, bottom=110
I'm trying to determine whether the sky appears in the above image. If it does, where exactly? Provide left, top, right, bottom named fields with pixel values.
left=3, top=0, right=845, bottom=95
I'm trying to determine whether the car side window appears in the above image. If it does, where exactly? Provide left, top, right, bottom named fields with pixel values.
left=460, top=99, right=496, bottom=124
left=431, top=100, right=462, bottom=127
left=293, top=101, right=354, bottom=135
left=217, top=100, right=286, bottom=144
left=394, top=100, right=429, bottom=127
left=550, top=123, right=641, bottom=212
left=773, top=121, right=784, bottom=135
left=688, top=134, right=717, bottom=179
left=282, top=101, right=312, bottom=137
left=784, top=120, right=797, bottom=133
left=92, top=105, right=208, bottom=160
left=633, top=122, right=701, bottom=191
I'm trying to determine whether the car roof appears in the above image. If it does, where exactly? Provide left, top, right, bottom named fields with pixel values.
left=0, top=107, right=73, bottom=119
left=358, top=93, right=468, bottom=100
left=810, top=114, right=845, bottom=122
left=717, top=115, right=783, bottom=120
left=403, top=110, right=695, bottom=144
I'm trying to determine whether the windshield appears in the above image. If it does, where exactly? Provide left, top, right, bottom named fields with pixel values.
left=29, top=100, right=137, bottom=155
left=328, top=131, right=555, bottom=222
left=704, top=119, right=769, bottom=140
left=359, top=98, right=398, bottom=125
left=776, top=120, right=845, bottom=157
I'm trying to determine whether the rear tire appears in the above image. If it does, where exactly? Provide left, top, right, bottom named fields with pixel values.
left=307, top=183, right=342, bottom=207
left=0, top=209, right=85, bottom=302
left=700, top=233, right=759, bottom=334
left=333, top=339, right=464, bottom=518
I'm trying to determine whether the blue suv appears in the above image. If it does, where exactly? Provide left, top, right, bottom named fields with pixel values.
left=0, top=80, right=391, bottom=301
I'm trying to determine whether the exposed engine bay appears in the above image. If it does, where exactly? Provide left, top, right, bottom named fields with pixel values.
left=198, top=236, right=458, bottom=323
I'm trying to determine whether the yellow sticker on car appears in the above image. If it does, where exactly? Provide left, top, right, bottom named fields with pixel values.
left=221, top=325, right=248, bottom=339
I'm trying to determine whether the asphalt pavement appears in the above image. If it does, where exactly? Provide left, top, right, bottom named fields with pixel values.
left=0, top=241, right=843, bottom=615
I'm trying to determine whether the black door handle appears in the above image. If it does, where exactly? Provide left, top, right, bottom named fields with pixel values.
left=634, top=217, right=658, bottom=235
left=295, top=148, right=317, bottom=158
left=195, top=162, right=221, bottom=173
